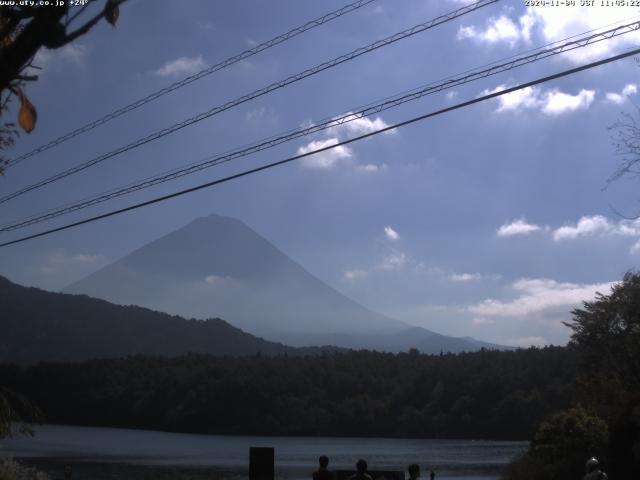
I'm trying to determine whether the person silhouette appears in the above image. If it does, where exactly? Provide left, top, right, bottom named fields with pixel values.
left=584, top=457, right=608, bottom=480
left=407, top=464, right=420, bottom=480
left=429, top=470, right=435, bottom=480
left=349, top=459, right=373, bottom=480
left=313, top=455, right=334, bottom=480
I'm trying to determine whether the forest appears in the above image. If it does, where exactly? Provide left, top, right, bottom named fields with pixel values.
left=1, top=346, right=574, bottom=440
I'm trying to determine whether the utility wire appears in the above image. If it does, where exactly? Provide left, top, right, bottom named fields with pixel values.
left=2, top=18, right=638, bottom=232
left=4, top=0, right=378, bottom=169
left=0, top=0, right=499, bottom=205
left=1, top=45, right=638, bottom=249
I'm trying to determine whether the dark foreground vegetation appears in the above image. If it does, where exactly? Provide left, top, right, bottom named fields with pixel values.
left=502, top=272, right=640, bottom=480
left=1, top=346, right=574, bottom=440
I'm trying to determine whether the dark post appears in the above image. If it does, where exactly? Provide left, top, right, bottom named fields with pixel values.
left=249, top=447, right=274, bottom=480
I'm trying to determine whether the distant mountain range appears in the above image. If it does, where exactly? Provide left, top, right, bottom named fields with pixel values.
left=0, top=275, right=332, bottom=363
left=64, top=213, right=509, bottom=354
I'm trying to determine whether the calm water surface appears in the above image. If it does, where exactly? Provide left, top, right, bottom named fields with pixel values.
left=0, top=425, right=527, bottom=480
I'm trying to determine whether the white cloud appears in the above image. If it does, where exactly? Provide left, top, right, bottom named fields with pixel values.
left=328, top=112, right=395, bottom=137
left=30, top=44, right=87, bottom=73
left=458, top=6, right=640, bottom=62
left=541, top=89, right=595, bottom=115
left=497, top=219, right=541, bottom=237
left=552, top=215, right=640, bottom=241
left=482, top=85, right=594, bottom=115
left=605, top=83, right=638, bottom=105
left=204, top=274, right=231, bottom=285
left=155, top=56, right=207, bottom=77
left=40, top=252, right=107, bottom=275
left=384, top=226, right=400, bottom=241
left=245, top=107, right=278, bottom=125
left=457, top=14, right=533, bottom=46
left=467, top=278, right=614, bottom=318
left=631, top=240, right=640, bottom=254
left=450, top=272, right=482, bottom=282
left=298, top=138, right=353, bottom=170
left=527, top=6, right=640, bottom=63
left=379, top=252, right=407, bottom=271
left=445, top=90, right=458, bottom=101
left=297, top=112, right=392, bottom=171
left=355, top=163, right=387, bottom=173
left=344, top=269, right=368, bottom=281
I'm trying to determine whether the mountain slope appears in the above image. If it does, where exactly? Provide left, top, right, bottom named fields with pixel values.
left=65, top=214, right=406, bottom=338
left=0, top=275, right=327, bottom=363
left=64, top=213, right=510, bottom=353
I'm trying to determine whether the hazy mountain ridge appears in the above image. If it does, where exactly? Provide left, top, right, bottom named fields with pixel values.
left=0, top=275, right=336, bottom=363
left=65, top=213, right=510, bottom=353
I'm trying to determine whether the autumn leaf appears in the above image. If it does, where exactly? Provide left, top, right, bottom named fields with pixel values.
left=17, top=89, right=36, bottom=134
left=105, top=0, right=120, bottom=27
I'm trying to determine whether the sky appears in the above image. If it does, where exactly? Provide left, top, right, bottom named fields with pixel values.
left=1, top=0, right=640, bottom=347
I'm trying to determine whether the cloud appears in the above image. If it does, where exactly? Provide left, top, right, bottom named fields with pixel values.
left=467, top=278, right=614, bottom=318
left=344, top=269, right=368, bottom=281
left=204, top=274, right=232, bottom=285
left=384, top=226, right=400, bottom=241
left=30, top=44, right=87, bottom=73
left=379, top=252, right=407, bottom=271
left=527, top=6, right=640, bottom=63
left=155, top=56, right=207, bottom=77
left=40, top=252, right=107, bottom=275
left=245, top=107, right=278, bottom=126
left=296, top=113, right=393, bottom=172
left=542, top=89, right=595, bottom=115
left=457, top=15, right=524, bottom=46
left=458, top=6, right=640, bottom=62
left=497, top=219, right=542, bottom=237
left=552, top=215, right=640, bottom=241
left=605, top=83, right=638, bottom=105
left=450, top=272, right=482, bottom=282
left=355, top=163, right=387, bottom=173
left=328, top=112, right=395, bottom=137
left=298, top=138, right=353, bottom=170
left=445, top=90, right=458, bottom=101
left=482, top=85, right=595, bottom=115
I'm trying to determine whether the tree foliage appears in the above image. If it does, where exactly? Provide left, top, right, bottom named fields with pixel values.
left=0, top=347, right=575, bottom=440
left=504, top=272, right=640, bottom=479
left=0, top=386, right=41, bottom=439
left=0, top=0, right=125, bottom=172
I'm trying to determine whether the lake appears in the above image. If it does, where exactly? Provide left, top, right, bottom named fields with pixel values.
left=0, top=425, right=527, bottom=480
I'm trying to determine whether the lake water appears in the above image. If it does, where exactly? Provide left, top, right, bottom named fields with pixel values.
left=0, top=425, right=527, bottom=480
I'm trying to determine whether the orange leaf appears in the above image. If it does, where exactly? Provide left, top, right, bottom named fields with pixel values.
left=18, top=91, right=37, bottom=134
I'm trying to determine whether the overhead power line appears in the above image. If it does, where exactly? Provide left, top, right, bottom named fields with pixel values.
left=2, top=45, right=638, bottom=249
left=2, top=18, right=638, bottom=232
left=4, top=0, right=378, bottom=169
left=0, top=0, right=499, bottom=206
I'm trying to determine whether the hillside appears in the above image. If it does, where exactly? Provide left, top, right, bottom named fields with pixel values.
left=0, top=275, right=328, bottom=363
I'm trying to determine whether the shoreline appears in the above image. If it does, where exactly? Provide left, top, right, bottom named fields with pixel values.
left=12, top=457, right=242, bottom=480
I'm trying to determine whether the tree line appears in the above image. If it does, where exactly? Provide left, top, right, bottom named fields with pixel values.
left=0, top=346, right=575, bottom=440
